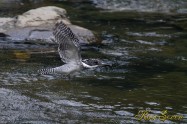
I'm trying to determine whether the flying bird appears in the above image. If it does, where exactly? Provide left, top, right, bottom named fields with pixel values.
left=38, top=21, right=108, bottom=76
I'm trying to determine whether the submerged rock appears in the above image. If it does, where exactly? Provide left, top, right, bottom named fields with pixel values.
left=0, top=6, right=97, bottom=44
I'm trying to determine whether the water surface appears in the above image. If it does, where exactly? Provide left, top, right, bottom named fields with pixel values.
left=0, top=0, right=187, bottom=123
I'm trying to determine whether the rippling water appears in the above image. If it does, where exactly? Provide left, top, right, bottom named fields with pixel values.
left=0, top=0, right=187, bottom=123
left=91, top=0, right=187, bottom=13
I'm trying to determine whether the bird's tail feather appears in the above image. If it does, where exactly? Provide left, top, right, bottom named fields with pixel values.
left=38, top=68, right=56, bottom=75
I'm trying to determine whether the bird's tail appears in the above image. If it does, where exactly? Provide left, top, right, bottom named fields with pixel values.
left=38, top=68, right=56, bottom=75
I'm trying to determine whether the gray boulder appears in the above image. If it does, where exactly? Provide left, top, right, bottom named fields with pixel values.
left=0, top=6, right=97, bottom=44
left=15, top=6, right=70, bottom=28
left=0, top=18, right=15, bottom=32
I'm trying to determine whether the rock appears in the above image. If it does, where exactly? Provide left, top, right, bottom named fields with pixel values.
left=27, top=29, right=53, bottom=42
left=0, top=18, right=15, bottom=32
left=5, top=27, right=52, bottom=41
left=69, top=25, right=97, bottom=44
left=15, top=6, right=70, bottom=27
left=26, top=24, right=98, bottom=44
left=0, top=6, right=97, bottom=44
left=0, top=18, right=14, bottom=27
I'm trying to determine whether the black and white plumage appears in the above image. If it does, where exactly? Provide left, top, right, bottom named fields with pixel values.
left=38, top=21, right=102, bottom=75
left=53, top=21, right=81, bottom=64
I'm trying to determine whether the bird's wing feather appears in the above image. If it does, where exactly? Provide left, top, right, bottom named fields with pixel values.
left=53, top=21, right=81, bottom=64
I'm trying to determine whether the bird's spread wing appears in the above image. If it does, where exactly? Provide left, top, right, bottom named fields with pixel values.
left=53, top=21, right=82, bottom=64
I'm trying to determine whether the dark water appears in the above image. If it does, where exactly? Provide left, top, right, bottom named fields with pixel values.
left=0, top=0, right=187, bottom=123
left=91, top=0, right=187, bottom=13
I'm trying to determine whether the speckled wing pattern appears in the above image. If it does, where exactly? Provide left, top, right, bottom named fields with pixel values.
left=53, top=21, right=82, bottom=64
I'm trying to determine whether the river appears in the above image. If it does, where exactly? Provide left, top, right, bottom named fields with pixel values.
left=0, top=0, right=187, bottom=123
